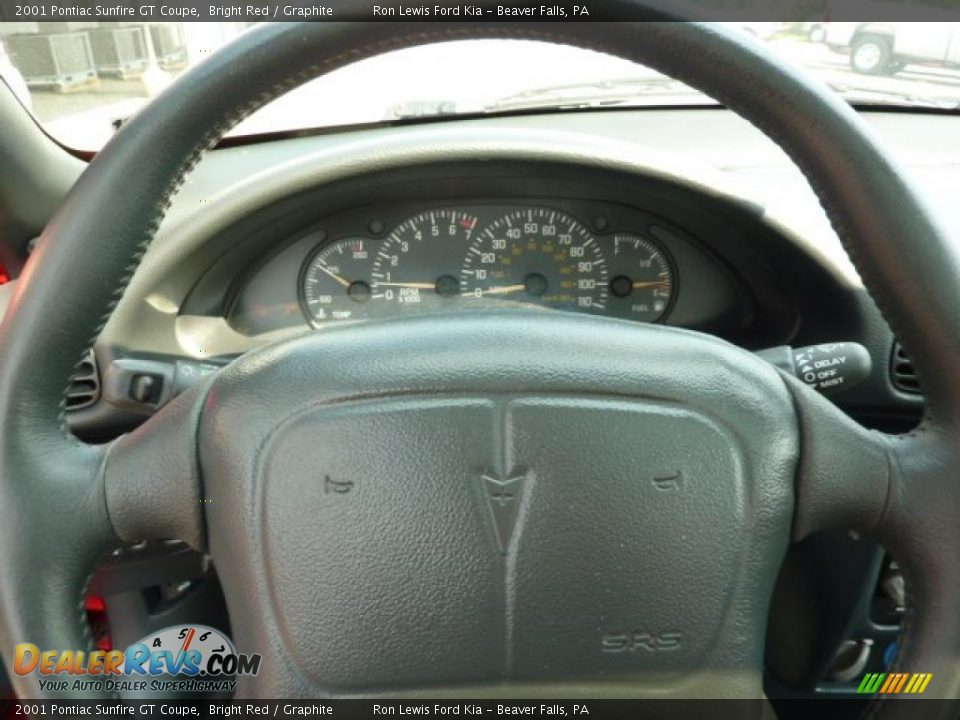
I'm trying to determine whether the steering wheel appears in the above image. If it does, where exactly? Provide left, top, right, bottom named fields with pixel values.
left=1, top=13, right=959, bottom=715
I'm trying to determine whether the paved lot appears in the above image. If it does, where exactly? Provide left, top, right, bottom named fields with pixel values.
left=17, top=34, right=960, bottom=150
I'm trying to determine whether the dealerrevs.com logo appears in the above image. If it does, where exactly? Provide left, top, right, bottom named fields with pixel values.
left=13, top=625, right=261, bottom=694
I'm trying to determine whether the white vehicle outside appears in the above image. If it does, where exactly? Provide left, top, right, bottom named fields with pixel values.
left=825, top=21, right=960, bottom=76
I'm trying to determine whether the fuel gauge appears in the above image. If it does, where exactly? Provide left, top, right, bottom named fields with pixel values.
left=606, top=233, right=676, bottom=323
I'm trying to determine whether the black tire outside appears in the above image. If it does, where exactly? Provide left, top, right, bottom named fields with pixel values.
left=851, top=35, right=893, bottom=76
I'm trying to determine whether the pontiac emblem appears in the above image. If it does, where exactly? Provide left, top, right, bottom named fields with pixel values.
left=481, top=470, right=531, bottom=554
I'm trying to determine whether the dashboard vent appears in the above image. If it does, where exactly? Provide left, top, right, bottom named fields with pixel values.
left=66, top=350, right=100, bottom=411
left=891, top=342, right=921, bottom=394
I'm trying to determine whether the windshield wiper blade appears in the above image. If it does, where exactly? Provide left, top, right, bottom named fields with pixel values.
left=488, top=76, right=705, bottom=112
left=387, top=77, right=709, bottom=122
left=387, top=99, right=465, bottom=120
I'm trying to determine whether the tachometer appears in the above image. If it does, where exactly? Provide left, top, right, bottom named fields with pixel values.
left=301, top=237, right=376, bottom=325
left=371, top=210, right=480, bottom=309
left=460, top=208, right=608, bottom=312
left=605, top=233, right=676, bottom=323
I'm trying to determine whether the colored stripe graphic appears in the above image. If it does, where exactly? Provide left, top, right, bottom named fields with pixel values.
left=879, top=673, right=898, bottom=693
left=857, top=673, right=886, bottom=694
left=858, top=672, right=932, bottom=694
left=913, top=674, right=933, bottom=694
left=904, top=674, right=920, bottom=693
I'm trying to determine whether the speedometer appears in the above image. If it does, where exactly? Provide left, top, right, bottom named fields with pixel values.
left=460, top=208, right=608, bottom=312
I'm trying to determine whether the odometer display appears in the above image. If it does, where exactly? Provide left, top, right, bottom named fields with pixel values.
left=460, top=208, right=608, bottom=312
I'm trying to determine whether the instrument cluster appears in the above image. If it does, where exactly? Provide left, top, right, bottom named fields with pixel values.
left=224, top=196, right=747, bottom=344
left=298, top=205, right=677, bottom=327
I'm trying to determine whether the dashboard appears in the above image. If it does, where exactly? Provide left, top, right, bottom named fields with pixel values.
left=70, top=120, right=928, bottom=438
left=229, top=198, right=737, bottom=337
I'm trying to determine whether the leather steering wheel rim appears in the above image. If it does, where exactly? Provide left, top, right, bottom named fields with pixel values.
left=1, top=12, right=959, bottom=715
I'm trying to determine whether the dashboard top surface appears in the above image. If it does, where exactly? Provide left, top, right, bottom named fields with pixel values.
left=162, top=108, right=960, bottom=289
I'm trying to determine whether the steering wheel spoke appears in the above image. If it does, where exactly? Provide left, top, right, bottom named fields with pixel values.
left=785, top=374, right=891, bottom=541
left=103, top=378, right=211, bottom=554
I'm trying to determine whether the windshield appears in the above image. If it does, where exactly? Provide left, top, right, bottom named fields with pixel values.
left=1, top=21, right=959, bottom=151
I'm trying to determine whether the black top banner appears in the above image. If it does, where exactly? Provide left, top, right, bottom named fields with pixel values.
left=1, top=0, right=960, bottom=22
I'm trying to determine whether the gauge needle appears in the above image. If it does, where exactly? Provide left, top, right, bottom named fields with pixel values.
left=373, top=281, right=437, bottom=289
left=479, top=284, right=527, bottom=296
left=632, top=280, right=667, bottom=288
left=315, top=264, right=351, bottom=289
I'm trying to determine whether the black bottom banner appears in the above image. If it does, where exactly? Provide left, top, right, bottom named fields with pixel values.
left=4, top=698, right=958, bottom=720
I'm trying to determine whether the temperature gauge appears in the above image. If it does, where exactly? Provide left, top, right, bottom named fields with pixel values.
left=301, top=237, right=377, bottom=325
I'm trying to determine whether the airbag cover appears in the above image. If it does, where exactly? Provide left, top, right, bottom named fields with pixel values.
left=199, top=312, right=796, bottom=696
